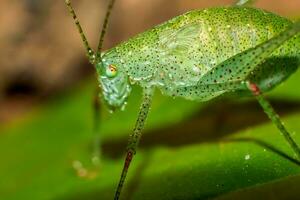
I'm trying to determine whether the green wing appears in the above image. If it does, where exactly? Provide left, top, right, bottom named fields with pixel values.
left=198, top=21, right=300, bottom=85
left=156, top=22, right=204, bottom=86
left=159, top=22, right=202, bottom=56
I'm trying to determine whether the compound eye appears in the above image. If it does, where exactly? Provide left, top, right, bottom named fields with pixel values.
left=106, top=64, right=118, bottom=78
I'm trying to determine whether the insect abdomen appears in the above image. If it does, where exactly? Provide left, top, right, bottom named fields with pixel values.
left=151, top=7, right=299, bottom=98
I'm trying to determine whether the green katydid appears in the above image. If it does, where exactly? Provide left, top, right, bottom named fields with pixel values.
left=65, top=0, right=300, bottom=199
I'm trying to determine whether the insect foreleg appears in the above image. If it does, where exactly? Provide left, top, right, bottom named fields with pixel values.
left=91, top=87, right=102, bottom=165
left=65, top=0, right=95, bottom=62
left=247, top=82, right=300, bottom=160
left=114, top=88, right=154, bottom=200
left=234, top=0, right=257, bottom=6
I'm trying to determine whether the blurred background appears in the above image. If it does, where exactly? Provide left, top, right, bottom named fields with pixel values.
left=1, top=0, right=300, bottom=200
left=1, top=0, right=300, bottom=122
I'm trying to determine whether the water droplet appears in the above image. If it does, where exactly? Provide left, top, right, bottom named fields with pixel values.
left=245, top=154, right=250, bottom=160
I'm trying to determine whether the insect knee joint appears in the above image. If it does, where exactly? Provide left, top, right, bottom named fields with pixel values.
left=246, top=81, right=261, bottom=96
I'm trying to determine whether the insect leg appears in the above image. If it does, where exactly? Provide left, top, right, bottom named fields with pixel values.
left=114, top=88, right=154, bottom=200
left=91, top=86, right=102, bottom=165
left=234, top=0, right=257, bottom=6
left=174, top=81, right=246, bottom=101
left=177, top=81, right=300, bottom=160
left=65, top=0, right=95, bottom=62
left=199, top=20, right=300, bottom=85
left=247, top=82, right=300, bottom=160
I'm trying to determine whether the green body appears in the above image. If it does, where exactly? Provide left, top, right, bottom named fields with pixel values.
left=65, top=2, right=300, bottom=199
left=99, top=7, right=299, bottom=108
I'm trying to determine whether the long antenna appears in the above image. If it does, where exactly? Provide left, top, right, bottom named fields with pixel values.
left=65, top=0, right=94, bottom=61
left=95, top=0, right=117, bottom=63
left=65, top=0, right=117, bottom=165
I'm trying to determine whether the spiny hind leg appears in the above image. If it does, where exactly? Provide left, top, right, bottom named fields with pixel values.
left=173, top=81, right=246, bottom=101
left=199, top=20, right=300, bottom=86
left=247, top=82, right=300, bottom=160
left=193, top=20, right=300, bottom=158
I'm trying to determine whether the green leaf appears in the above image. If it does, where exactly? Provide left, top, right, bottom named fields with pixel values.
left=269, top=69, right=300, bottom=100
left=0, top=71, right=299, bottom=200
left=127, top=113, right=300, bottom=200
left=215, top=174, right=300, bottom=200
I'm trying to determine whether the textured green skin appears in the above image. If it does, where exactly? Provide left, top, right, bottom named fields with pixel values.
left=98, top=7, right=299, bottom=108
